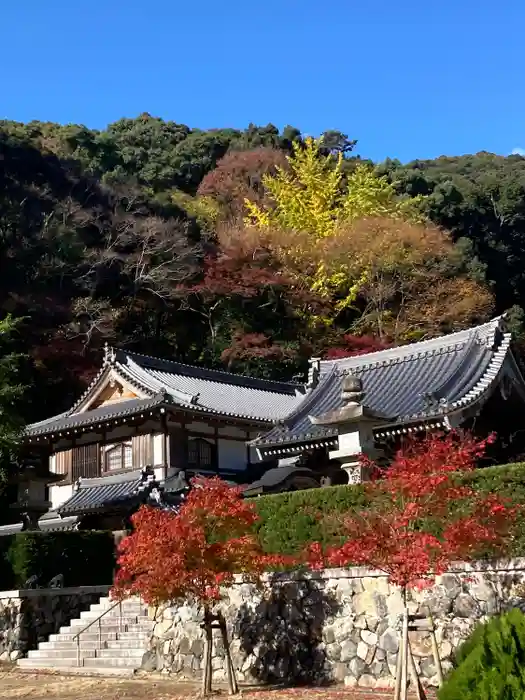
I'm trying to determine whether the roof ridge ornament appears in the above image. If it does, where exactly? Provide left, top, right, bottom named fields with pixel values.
left=307, top=358, right=321, bottom=390
left=104, top=343, right=116, bottom=364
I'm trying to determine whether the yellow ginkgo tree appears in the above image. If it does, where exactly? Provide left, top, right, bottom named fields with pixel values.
left=244, top=137, right=426, bottom=320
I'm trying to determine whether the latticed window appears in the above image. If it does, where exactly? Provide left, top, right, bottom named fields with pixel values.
left=72, top=444, right=99, bottom=481
left=104, top=442, right=132, bottom=472
left=187, top=437, right=216, bottom=471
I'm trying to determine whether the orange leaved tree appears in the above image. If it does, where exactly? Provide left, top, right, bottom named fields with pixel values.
left=112, top=477, right=266, bottom=694
left=307, top=432, right=515, bottom=698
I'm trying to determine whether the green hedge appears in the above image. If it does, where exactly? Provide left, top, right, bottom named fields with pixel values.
left=0, top=531, right=116, bottom=590
left=253, top=462, right=525, bottom=557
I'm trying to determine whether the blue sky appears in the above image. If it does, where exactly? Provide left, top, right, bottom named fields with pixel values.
left=2, top=0, right=524, bottom=163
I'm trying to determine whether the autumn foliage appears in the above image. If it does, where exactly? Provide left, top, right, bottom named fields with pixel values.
left=307, top=432, right=514, bottom=589
left=112, top=477, right=266, bottom=606
left=197, top=147, right=288, bottom=220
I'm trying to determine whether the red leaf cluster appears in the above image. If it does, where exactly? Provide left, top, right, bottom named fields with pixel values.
left=323, top=334, right=391, bottom=359
left=183, top=249, right=289, bottom=300
left=221, top=332, right=297, bottom=369
left=197, top=147, right=288, bottom=219
left=112, top=477, right=266, bottom=606
left=307, top=432, right=515, bottom=589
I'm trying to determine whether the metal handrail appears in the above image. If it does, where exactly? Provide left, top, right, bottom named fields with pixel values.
left=72, top=599, right=125, bottom=666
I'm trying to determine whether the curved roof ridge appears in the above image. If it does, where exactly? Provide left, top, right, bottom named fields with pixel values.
left=319, top=316, right=505, bottom=372
left=280, top=365, right=339, bottom=429
left=422, top=331, right=482, bottom=403
left=448, top=331, right=512, bottom=412
left=117, top=357, right=198, bottom=405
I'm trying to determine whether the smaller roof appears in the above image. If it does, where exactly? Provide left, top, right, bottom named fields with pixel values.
left=0, top=513, right=79, bottom=537
left=242, top=462, right=319, bottom=497
left=57, top=469, right=153, bottom=516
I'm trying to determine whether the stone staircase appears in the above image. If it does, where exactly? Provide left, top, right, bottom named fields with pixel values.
left=17, top=594, right=153, bottom=676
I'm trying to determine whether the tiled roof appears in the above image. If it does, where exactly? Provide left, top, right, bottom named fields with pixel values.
left=0, top=513, right=79, bottom=537
left=253, top=317, right=517, bottom=452
left=38, top=512, right=79, bottom=532
left=26, top=395, right=169, bottom=437
left=57, top=469, right=153, bottom=516
left=26, top=350, right=305, bottom=438
left=113, top=350, right=304, bottom=421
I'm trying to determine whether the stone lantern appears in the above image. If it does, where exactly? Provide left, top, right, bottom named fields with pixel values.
left=309, top=373, right=387, bottom=484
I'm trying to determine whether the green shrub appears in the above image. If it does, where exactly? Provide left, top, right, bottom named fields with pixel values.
left=1, top=531, right=115, bottom=589
left=438, top=609, right=525, bottom=700
left=253, top=462, right=525, bottom=556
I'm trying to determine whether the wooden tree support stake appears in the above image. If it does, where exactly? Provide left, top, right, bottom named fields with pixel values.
left=201, top=608, right=239, bottom=696
left=393, top=609, right=443, bottom=700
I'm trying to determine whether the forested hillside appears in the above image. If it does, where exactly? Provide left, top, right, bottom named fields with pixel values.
left=1, top=114, right=525, bottom=423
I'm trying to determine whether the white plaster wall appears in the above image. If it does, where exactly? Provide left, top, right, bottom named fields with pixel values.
left=48, top=484, right=74, bottom=511
left=218, top=439, right=247, bottom=472
left=152, top=433, right=164, bottom=465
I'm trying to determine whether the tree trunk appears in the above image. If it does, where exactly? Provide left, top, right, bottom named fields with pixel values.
left=202, top=607, right=213, bottom=695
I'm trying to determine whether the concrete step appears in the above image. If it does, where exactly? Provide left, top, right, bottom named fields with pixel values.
left=71, top=611, right=150, bottom=627
left=17, top=659, right=136, bottom=676
left=50, top=631, right=119, bottom=642
left=106, top=640, right=149, bottom=650
left=61, top=622, right=152, bottom=636
left=38, top=639, right=107, bottom=652
left=27, top=648, right=97, bottom=660
left=40, top=639, right=144, bottom=651
left=19, top=656, right=85, bottom=668
left=83, top=657, right=142, bottom=668
left=95, top=648, right=145, bottom=658
left=80, top=606, right=146, bottom=618
left=39, top=640, right=105, bottom=651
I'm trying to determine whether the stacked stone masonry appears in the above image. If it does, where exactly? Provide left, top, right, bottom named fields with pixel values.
left=0, top=586, right=109, bottom=662
left=146, top=561, right=525, bottom=690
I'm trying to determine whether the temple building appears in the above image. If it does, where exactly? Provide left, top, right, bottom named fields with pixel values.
left=2, top=315, right=525, bottom=534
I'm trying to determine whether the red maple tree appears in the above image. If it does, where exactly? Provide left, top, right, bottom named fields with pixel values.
left=112, top=477, right=265, bottom=606
left=112, top=477, right=289, bottom=695
left=307, top=432, right=514, bottom=589
left=323, top=334, right=391, bottom=359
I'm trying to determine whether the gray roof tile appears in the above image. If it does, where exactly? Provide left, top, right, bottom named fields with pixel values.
left=57, top=469, right=152, bottom=516
left=27, top=351, right=305, bottom=438
left=253, top=317, right=515, bottom=451
left=26, top=395, right=168, bottom=437
left=115, top=350, right=304, bottom=421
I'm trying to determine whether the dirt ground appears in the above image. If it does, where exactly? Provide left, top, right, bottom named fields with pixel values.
left=0, top=666, right=429, bottom=700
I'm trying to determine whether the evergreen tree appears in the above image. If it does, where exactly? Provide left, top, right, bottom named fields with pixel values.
left=439, top=609, right=525, bottom=700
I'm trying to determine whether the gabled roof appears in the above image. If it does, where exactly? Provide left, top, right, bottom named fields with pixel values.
left=26, top=395, right=169, bottom=437
left=253, top=317, right=521, bottom=455
left=26, top=347, right=306, bottom=439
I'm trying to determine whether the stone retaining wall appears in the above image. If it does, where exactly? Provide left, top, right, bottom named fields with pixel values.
left=146, top=561, right=525, bottom=690
left=0, top=586, right=110, bottom=661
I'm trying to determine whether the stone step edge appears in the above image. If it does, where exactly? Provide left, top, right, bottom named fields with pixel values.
left=16, top=664, right=136, bottom=678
